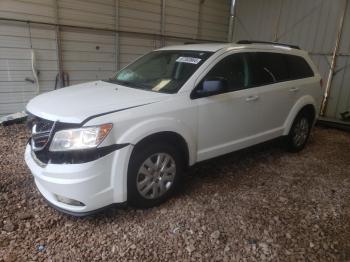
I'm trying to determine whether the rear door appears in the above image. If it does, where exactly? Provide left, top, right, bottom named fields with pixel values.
left=285, top=55, right=318, bottom=110
left=246, top=52, right=297, bottom=133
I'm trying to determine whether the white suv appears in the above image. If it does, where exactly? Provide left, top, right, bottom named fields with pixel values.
left=25, top=41, right=322, bottom=215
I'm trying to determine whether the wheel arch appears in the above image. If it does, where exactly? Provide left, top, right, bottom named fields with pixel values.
left=283, top=95, right=318, bottom=136
left=117, top=117, right=196, bottom=166
left=300, top=104, right=316, bottom=123
left=132, top=131, right=190, bottom=169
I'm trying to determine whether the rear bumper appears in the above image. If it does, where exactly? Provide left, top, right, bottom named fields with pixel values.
left=24, top=144, right=132, bottom=215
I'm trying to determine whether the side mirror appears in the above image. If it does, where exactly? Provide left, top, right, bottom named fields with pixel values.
left=193, top=78, right=228, bottom=98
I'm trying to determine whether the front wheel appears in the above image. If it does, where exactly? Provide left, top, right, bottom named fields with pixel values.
left=127, top=143, right=183, bottom=208
left=285, top=112, right=312, bottom=152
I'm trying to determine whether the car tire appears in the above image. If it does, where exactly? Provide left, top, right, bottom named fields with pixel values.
left=127, top=142, right=184, bottom=208
left=285, top=111, right=313, bottom=152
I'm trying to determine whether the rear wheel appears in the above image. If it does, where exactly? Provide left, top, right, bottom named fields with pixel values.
left=285, top=111, right=312, bottom=152
left=127, top=142, right=183, bottom=208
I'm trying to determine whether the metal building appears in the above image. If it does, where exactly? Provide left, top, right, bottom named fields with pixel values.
left=1, top=0, right=349, bottom=127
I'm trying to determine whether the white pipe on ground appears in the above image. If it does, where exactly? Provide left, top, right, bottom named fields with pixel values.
left=30, top=49, right=40, bottom=94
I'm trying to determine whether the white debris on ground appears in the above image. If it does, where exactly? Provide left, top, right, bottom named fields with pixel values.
left=0, top=112, right=27, bottom=126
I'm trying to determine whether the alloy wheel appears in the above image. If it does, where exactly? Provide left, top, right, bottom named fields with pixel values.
left=293, top=117, right=309, bottom=147
left=136, top=153, right=176, bottom=199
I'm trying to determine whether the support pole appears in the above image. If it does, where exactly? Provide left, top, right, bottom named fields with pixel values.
left=274, top=0, right=283, bottom=41
left=197, top=0, right=205, bottom=40
left=227, top=0, right=237, bottom=42
left=320, top=0, right=348, bottom=116
left=115, top=0, right=120, bottom=71
left=54, top=0, right=64, bottom=88
left=160, top=0, right=166, bottom=47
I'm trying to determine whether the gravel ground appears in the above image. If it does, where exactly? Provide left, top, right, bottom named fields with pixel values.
left=0, top=124, right=350, bottom=261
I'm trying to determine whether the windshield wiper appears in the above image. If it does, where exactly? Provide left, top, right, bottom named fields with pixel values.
left=105, top=78, right=151, bottom=90
left=105, top=78, right=123, bottom=84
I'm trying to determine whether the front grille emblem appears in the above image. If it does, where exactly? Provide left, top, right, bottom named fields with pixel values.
left=31, top=121, right=56, bottom=152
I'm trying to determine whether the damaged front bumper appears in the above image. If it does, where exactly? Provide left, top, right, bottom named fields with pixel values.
left=24, top=143, right=131, bottom=215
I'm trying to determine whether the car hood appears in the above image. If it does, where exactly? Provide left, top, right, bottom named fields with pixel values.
left=26, top=81, right=171, bottom=124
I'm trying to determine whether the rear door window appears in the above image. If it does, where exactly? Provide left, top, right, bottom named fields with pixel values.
left=248, top=52, right=289, bottom=87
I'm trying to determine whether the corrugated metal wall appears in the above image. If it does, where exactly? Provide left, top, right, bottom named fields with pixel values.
left=0, top=0, right=230, bottom=116
left=2, top=0, right=348, bottom=123
left=61, top=29, right=117, bottom=85
left=233, top=0, right=350, bottom=123
left=0, top=21, right=58, bottom=115
left=119, top=0, right=161, bottom=34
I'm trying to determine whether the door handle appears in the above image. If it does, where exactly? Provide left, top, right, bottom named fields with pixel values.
left=289, top=87, right=299, bottom=92
left=245, top=95, right=259, bottom=102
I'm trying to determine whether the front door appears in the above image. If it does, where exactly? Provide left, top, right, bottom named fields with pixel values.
left=193, top=53, right=264, bottom=161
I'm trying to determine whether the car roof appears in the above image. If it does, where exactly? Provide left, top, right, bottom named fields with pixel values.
left=157, top=43, right=307, bottom=56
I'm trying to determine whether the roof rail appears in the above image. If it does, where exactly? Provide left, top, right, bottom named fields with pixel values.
left=184, top=42, right=199, bottom=45
left=236, top=40, right=300, bottom=50
left=183, top=41, right=226, bottom=45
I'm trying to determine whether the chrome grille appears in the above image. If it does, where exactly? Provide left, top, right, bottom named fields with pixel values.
left=30, top=118, right=56, bottom=151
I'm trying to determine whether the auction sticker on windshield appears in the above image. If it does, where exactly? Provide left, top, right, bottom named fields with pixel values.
left=176, top=57, right=202, bottom=64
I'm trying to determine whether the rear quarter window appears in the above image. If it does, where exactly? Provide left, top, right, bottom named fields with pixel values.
left=286, top=55, right=314, bottom=80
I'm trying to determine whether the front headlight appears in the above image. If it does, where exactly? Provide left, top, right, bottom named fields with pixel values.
left=49, top=123, right=113, bottom=152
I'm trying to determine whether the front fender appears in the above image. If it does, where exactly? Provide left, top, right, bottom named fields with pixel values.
left=117, top=117, right=197, bottom=165
left=283, top=95, right=317, bottom=135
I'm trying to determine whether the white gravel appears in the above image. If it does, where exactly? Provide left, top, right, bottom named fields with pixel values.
left=0, top=124, right=350, bottom=261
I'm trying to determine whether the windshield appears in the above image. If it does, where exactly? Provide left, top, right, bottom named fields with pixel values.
left=108, top=50, right=213, bottom=93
